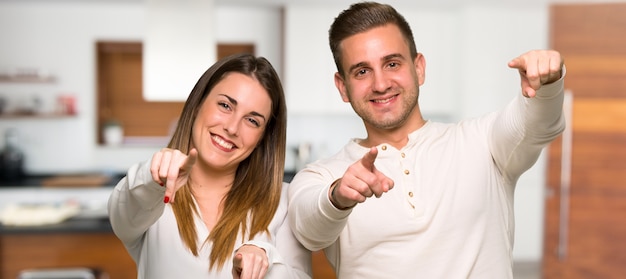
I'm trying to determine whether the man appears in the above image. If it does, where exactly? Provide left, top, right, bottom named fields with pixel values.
left=288, top=1, right=565, bottom=278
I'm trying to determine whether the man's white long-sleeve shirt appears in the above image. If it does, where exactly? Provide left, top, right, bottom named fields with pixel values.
left=288, top=76, right=565, bottom=278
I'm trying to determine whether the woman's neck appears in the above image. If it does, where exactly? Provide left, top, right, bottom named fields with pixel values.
left=189, top=168, right=235, bottom=231
left=189, top=167, right=235, bottom=198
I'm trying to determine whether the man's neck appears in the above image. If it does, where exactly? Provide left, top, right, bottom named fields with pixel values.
left=362, top=117, right=426, bottom=149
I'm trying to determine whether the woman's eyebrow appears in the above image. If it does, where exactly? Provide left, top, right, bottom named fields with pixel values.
left=220, top=93, right=267, bottom=121
left=221, top=94, right=238, bottom=106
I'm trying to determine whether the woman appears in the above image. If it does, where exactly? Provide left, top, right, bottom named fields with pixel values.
left=108, top=53, right=311, bottom=279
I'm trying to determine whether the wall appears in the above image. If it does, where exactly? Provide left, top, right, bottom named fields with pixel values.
left=0, top=1, right=283, bottom=174
left=457, top=4, right=550, bottom=262
left=0, top=0, right=552, bottom=262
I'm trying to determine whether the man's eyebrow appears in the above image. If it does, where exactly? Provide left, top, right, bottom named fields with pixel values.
left=346, top=53, right=406, bottom=74
left=383, top=53, right=405, bottom=62
left=348, top=61, right=369, bottom=74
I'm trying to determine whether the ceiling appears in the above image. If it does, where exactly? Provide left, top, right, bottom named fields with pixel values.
left=213, top=0, right=626, bottom=8
left=2, top=0, right=624, bottom=6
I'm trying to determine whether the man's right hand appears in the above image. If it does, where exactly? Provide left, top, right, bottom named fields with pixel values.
left=329, top=147, right=394, bottom=209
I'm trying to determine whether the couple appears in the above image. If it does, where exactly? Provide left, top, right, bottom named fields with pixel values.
left=108, top=2, right=566, bottom=279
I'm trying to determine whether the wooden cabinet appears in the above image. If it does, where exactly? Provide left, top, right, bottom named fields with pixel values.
left=0, top=232, right=136, bottom=279
left=0, top=232, right=337, bottom=279
left=312, top=250, right=335, bottom=279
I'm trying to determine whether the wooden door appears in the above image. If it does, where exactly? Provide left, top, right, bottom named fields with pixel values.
left=543, top=3, right=626, bottom=278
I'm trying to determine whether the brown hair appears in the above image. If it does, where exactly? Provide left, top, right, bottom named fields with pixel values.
left=167, top=53, right=286, bottom=270
left=329, top=1, right=418, bottom=76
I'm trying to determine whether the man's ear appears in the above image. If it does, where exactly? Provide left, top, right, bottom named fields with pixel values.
left=334, top=72, right=350, bottom=102
left=414, top=53, right=426, bottom=86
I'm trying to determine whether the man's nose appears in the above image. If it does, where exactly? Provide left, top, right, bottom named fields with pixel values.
left=372, top=71, right=392, bottom=93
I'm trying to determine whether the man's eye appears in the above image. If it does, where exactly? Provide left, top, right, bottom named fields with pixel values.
left=356, top=69, right=368, bottom=76
left=388, top=62, right=398, bottom=68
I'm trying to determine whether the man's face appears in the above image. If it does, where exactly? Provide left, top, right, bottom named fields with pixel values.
left=334, top=24, right=425, bottom=131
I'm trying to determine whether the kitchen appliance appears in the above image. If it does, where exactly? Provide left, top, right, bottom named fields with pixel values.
left=0, top=128, right=24, bottom=181
left=292, top=142, right=312, bottom=171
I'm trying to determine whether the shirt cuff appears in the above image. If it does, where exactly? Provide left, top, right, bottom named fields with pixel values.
left=319, top=183, right=352, bottom=220
left=536, top=65, right=566, bottom=99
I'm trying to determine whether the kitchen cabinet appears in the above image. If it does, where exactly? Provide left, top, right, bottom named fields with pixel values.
left=312, top=250, right=335, bottom=279
left=0, top=221, right=136, bottom=279
left=0, top=185, right=134, bottom=279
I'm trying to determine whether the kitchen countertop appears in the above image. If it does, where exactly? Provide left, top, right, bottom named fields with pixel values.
left=0, top=186, right=113, bottom=234
left=1, top=171, right=296, bottom=187
left=0, top=171, right=298, bottom=235
left=0, top=216, right=112, bottom=234
left=0, top=179, right=116, bottom=234
left=0, top=173, right=124, bottom=188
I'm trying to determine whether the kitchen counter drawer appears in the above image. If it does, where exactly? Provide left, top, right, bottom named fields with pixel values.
left=0, top=231, right=136, bottom=279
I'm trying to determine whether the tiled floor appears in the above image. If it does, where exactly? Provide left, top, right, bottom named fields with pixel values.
left=513, top=261, right=541, bottom=279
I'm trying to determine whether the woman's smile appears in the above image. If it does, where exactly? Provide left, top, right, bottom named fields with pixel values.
left=210, top=133, right=236, bottom=151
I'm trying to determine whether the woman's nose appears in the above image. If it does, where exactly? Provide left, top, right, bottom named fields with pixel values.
left=223, top=118, right=239, bottom=136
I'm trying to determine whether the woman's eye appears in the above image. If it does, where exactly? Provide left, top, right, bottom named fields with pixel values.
left=247, top=118, right=261, bottom=127
left=218, top=102, right=231, bottom=110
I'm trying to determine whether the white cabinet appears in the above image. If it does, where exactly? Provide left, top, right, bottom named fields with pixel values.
left=283, top=6, right=353, bottom=115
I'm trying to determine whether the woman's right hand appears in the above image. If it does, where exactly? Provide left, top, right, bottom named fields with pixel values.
left=231, top=245, right=269, bottom=279
left=150, top=148, right=198, bottom=203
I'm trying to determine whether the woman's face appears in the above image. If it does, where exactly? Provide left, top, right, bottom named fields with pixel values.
left=192, top=72, right=272, bottom=173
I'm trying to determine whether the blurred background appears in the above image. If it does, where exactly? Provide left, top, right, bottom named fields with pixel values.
left=0, top=0, right=624, bottom=278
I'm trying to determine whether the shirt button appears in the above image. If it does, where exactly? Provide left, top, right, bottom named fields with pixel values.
left=381, top=145, right=387, bottom=151
left=408, top=191, right=414, bottom=197
left=401, top=152, right=405, bottom=158
left=404, top=169, right=410, bottom=175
